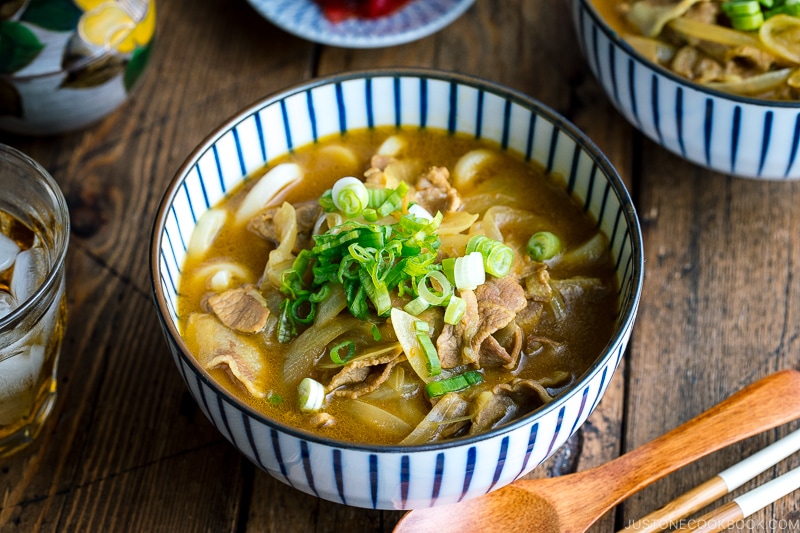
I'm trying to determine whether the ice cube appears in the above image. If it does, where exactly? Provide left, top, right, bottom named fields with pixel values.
left=10, top=246, right=47, bottom=304
left=0, top=232, right=19, bottom=272
left=0, top=344, right=45, bottom=425
left=0, top=290, right=16, bottom=320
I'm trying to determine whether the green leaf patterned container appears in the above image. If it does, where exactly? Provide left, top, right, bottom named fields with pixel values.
left=0, top=0, right=155, bottom=135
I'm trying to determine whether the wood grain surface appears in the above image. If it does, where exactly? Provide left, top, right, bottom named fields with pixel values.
left=0, top=0, right=798, bottom=532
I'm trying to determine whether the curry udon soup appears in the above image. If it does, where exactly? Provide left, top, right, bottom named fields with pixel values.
left=594, top=0, right=800, bottom=100
left=177, top=127, right=619, bottom=445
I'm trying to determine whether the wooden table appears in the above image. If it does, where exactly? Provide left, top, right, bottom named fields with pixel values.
left=2, top=0, right=800, bottom=531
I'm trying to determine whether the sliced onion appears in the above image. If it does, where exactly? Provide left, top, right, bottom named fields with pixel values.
left=627, top=0, right=704, bottom=37
left=705, top=68, right=793, bottom=95
left=391, top=307, right=436, bottom=383
left=667, top=16, right=764, bottom=49
left=283, top=315, right=363, bottom=385
left=346, top=399, right=412, bottom=438
left=437, top=211, right=479, bottom=235
left=624, top=34, right=676, bottom=64
left=400, top=392, right=469, bottom=445
left=760, top=15, right=800, bottom=64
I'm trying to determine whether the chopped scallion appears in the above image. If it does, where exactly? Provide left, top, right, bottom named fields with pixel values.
left=416, top=330, right=441, bottom=377
left=330, top=339, right=356, bottom=364
left=298, top=377, right=325, bottom=411
left=527, top=231, right=561, bottom=261
left=332, top=177, right=369, bottom=217
left=465, top=235, right=514, bottom=277
left=453, top=252, right=485, bottom=290
left=417, top=270, right=452, bottom=305
left=425, top=370, right=483, bottom=398
left=444, top=295, right=466, bottom=325
left=404, top=296, right=430, bottom=315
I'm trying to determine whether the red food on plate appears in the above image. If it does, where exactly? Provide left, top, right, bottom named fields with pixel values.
left=314, top=0, right=414, bottom=22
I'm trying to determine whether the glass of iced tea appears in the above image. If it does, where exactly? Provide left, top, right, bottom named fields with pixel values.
left=0, top=144, right=69, bottom=457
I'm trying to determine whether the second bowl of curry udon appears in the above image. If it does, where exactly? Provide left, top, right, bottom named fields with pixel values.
left=151, top=70, right=642, bottom=509
left=572, top=0, right=800, bottom=179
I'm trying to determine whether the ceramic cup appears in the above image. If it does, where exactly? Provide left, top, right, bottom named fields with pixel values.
left=0, top=0, right=155, bottom=135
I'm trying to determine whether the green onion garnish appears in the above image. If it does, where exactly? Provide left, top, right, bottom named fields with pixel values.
left=332, top=177, right=369, bottom=217
left=298, top=377, right=325, bottom=412
left=452, top=252, right=485, bottom=290
left=444, top=295, right=466, bottom=325
left=417, top=270, right=452, bottom=306
left=330, top=339, right=357, bottom=365
left=416, top=328, right=441, bottom=377
left=465, top=235, right=514, bottom=277
left=277, top=181, right=445, bottom=342
left=722, top=0, right=799, bottom=30
left=527, top=231, right=561, bottom=261
left=404, top=296, right=430, bottom=315
left=425, top=370, right=483, bottom=398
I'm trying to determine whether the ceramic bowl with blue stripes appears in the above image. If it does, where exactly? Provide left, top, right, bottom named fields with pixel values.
left=247, top=0, right=475, bottom=48
left=570, top=0, right=800, bottom=180
left=150, top=69, right=644, bottom=510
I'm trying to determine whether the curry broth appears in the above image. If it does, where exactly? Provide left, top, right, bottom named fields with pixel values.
left=178, top=126, right=618, bottom=445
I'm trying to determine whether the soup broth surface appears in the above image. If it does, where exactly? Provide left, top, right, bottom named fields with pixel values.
left=178, top=126, right=619, bottom=445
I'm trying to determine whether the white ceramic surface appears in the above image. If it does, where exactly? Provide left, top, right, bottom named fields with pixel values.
left=570, top=0, right=800, bottom=180
left=150, top=69, right=643, bottom=509
left=246, top=0, right=475, bottom=48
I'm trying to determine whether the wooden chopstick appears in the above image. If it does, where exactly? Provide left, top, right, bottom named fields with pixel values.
left=618, top=428, right=800, bottom=533
left=676, top=464, right=800, bottom=532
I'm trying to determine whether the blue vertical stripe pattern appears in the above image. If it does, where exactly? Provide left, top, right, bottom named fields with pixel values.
left=254, top=111, right=267, bottom=162
left=432, top=452, right=445, bottom=505
left=758, top=111, right=773, bottom=177
left=280, top=99, right=294, bottom=152
left=448, top=81, right=458, bottom=134
left=369, top=454, right=379, bottom=508
left=420, top=78, right=428, bottom=129
left=400, top=455, right=411, bottom=508
left=787, top=114, right=800, bottom=178
left=650, top=75, right=663, bottom=146
left=517, top=422, right=539, bottom=478
left=488, top=437, right=509, bottom=492
left=365, top=79, right=374, bottom=129
left=459, top=447, right=477, bottom=502
left=333, top=449, right=347, bottom=505
left=301, top=441, right=319, bottom=497
left=211, top=145, right=226, bottom=195
left=675, top=87, right=686, bottom=158
left=306, top=90, right=318, bottom=143
left=154, top=70, right=642, bottom=510
left=731, top=106, right=742, bottom=174
left=270, top=428, right=292, bottom=485
left=704, top=99, right=714, bottom=167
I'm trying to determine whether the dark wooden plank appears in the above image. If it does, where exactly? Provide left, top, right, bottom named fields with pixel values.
left=0, top=0, right=314, bottom=530
left=622, top=137, right=800, bottom=527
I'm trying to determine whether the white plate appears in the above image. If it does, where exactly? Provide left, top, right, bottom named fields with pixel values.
left=246, top=0, right=476, bottom=48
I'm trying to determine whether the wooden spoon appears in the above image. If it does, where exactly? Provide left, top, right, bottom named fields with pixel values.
left=393, top=369, right=800, bottom=533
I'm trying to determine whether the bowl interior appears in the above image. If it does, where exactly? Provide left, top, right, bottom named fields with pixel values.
left=152, top=70, right=642, bottom=445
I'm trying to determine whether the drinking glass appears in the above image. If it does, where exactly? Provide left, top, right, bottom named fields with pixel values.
left=0, top=144, right=69, bottom=457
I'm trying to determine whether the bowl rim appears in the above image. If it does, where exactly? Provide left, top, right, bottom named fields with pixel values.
left=576, top=0, right=800, bottom=108
left=150, top=67, right=644, bottom=453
